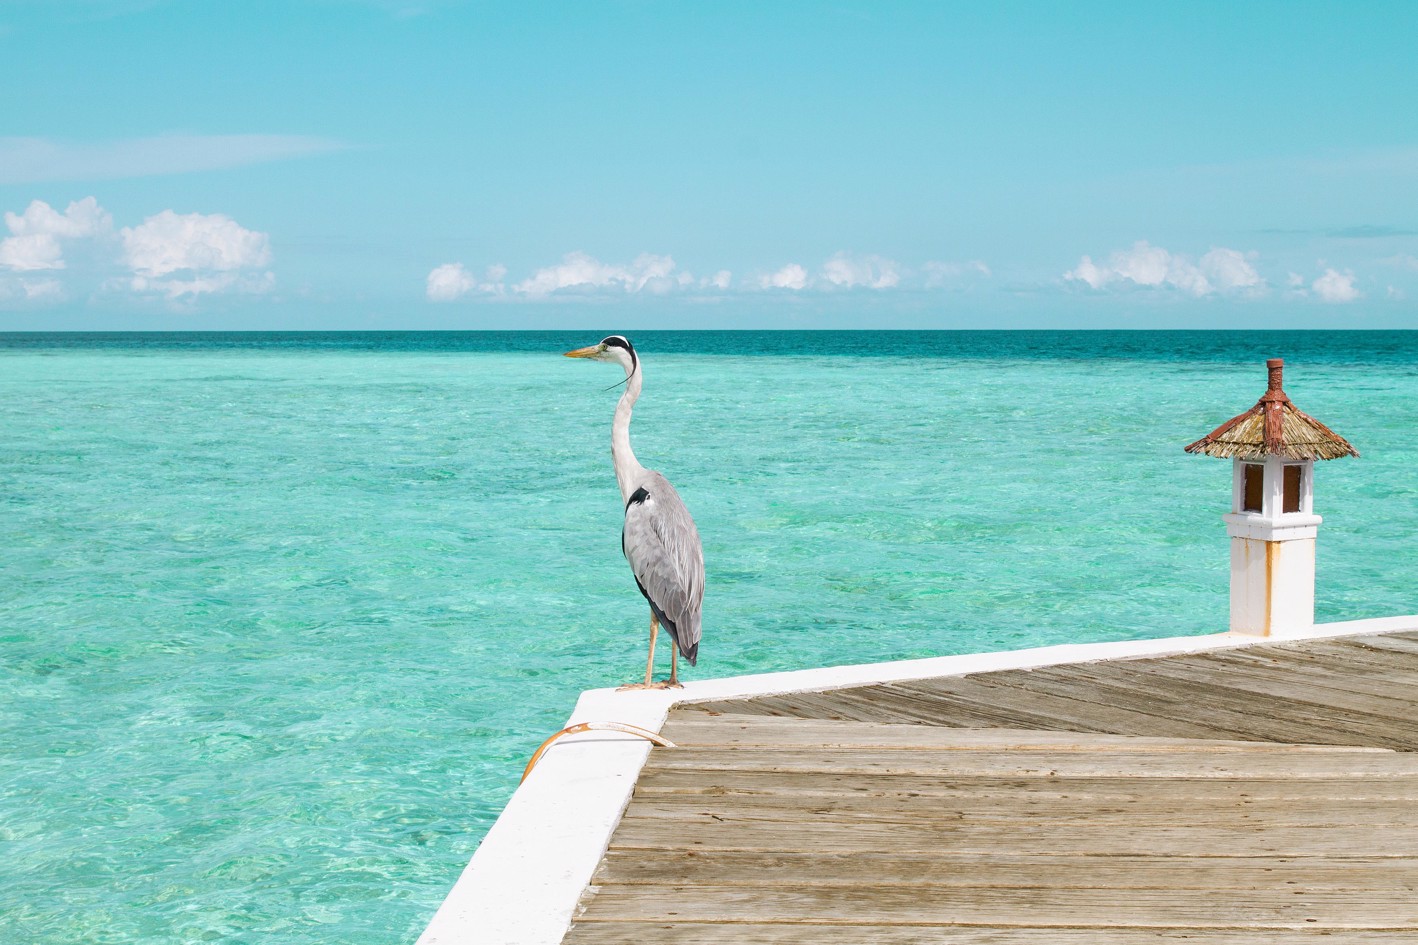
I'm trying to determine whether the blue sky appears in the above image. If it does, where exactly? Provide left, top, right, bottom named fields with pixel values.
left=2, top=0, right=1416, bottom=329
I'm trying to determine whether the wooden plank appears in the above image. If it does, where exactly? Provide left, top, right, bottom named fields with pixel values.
left=622, top=792, right=1418, bottom=828
left=1215, top=641, right=1418, bottom=685
left=634, top=768, right=1418, bottom=802
left=564, top=924, right=1418, bottom=944
left=1005, top=664, right=1402, bottom=747
left=609, top=816, right=1418, bottom=857
left=1285, top=639, right=1418, bottom=673
left=591, top=850, right=1418, bottom=891
left=571, top=884, right=1418, bottom=927
left=887, top=675, right=1254, bottom=740
left=1349, top=634, right=1418, bottom=657
left=641, top=747, right=1418, bottom=779
left=1174, top=652, right=1418, bottom=709
left=792, top=683, right=1069, bottom=730
left=1195, top=648, right=1418, bottom=697
left=1112, top=655, right=1418, bottom=727
left=975, top=661, right=1383, bottom=743
left=680, top=695, right=848, bottom=720
left=658, top=717, right=1389, bottom=752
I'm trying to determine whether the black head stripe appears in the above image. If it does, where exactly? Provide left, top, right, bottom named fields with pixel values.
left=600, top=335, right=637, bottom=372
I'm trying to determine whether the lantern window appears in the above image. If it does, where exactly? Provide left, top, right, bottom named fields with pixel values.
left=1283, top=464, right=1303, bottom=514
left=1242, top=463, right=1264, bottom=513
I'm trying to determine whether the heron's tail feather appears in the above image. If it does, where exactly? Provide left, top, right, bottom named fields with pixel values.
left=661, top=615, right=697, bottom=665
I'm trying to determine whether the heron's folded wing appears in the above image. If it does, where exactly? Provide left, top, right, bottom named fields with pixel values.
left=621, top=475, right=704, bottom=649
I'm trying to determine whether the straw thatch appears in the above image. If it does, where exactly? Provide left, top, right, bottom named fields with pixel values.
left=1185, top=359, right=1358, bottom=461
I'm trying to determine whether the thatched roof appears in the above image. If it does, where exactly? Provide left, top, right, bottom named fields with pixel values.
left=1185, top=359, right=1358, bottom=461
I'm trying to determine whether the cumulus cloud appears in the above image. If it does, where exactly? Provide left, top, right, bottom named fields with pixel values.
left=1198, top=248, right=1263, bottom=292
left=426, top=262, right=507, bottom=301
left=426, top=263, right=474, bottom=301
left=1065, top=241, right=1263, bottom=297
left=424, top=250, right=1001, bottom=300
left=123, top=210, right=269, bottom=276
left=515, top=252, right=680, bottom=297
left=0, top=233, right=64, bottom=271
left=0, top=197, right=111, bottom=271
left=820, top=252, right=900, bottom=289
left=121, top=210, right=273, bottom=299
left=0, top=196, right=275, bottom=305
left=759, top=263, right=808, bottom=290
left=1311, top=268, right=1361, bottom=303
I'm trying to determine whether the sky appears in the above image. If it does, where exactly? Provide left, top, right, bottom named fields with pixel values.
left=1, top=0, right=1416, bottom=330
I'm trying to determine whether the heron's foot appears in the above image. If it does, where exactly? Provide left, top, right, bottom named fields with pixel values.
left=617, top=680, right=683, bottom=691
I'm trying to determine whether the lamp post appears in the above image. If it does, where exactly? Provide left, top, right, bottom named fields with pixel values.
left=1185, top=359, right=1358, bottom=636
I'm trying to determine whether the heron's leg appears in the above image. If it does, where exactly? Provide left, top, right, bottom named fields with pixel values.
left=617, top=611, right=663, bottom=692
left=668, top=645, right=680, bottom=688
left=643, top=610, right=658, bottom=687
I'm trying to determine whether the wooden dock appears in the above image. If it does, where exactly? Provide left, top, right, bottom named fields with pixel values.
left=562, top=631, right=1418, bottom=942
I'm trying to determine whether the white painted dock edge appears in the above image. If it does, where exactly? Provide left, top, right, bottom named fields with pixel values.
left=415, top=614, right=1418, bottom=945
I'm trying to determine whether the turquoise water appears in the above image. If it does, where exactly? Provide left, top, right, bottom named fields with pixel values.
left=2, top=330, right=1415, bottom=943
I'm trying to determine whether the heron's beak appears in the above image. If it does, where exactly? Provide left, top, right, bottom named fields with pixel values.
left=564, top=344, right=603, bottom=359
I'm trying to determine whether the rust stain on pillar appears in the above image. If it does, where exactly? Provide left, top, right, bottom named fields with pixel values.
left=1264, top=539, right=1276, bottom=636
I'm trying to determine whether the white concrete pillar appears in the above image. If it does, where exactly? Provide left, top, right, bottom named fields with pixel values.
left=1222, top=457, right=1320, bottom=636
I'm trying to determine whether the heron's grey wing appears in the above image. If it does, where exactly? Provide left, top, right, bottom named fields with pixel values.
left=621, top=472, right=704, bottom=663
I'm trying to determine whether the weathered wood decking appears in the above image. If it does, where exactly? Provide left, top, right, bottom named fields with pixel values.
left=563, top=632, right=1418, bottom=942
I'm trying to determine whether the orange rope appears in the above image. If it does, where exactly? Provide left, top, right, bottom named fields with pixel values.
left=520, top=722, right=677, bottom=784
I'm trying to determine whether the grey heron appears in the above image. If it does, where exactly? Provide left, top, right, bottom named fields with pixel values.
left=564, top=335, right=704, bottom=689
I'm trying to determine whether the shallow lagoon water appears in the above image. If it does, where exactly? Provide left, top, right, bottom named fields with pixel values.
left=2, top=330, right=1415, bottom=943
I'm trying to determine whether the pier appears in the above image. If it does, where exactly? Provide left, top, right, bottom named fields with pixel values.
left=566, top=629, right=1418, bottom=941
left=417, top=617, right=1418, bottom=945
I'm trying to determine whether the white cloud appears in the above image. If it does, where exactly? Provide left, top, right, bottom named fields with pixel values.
left=821, top=252, right=900, bottom=289
left=426, top=263, right=475, bottom=301
left=424, top=251, right=1004, bottom=300
left=121, top=210, right=272, bottom=299
left=0, top=197, right=111, bottom=271
left=1198, top=248, right=1262, bottom=292
left=1065, top=241, right=1264, bottom=297
left=426, top=262, right=507, bottom=301
left=0, top=135, right=344, bottom=185
left=514, top=252, right=680, bottom=297
left=760, top=263, right=808, bottom=290
left=0, top=233, right=64, bottom=271
left=1311, top=268, right=1361, bottom=303
left=0, top=197, right=277, bottom=305
left=122, top=210, right=270, bottom=277
left=1389, top=285, right=1406, bottom=300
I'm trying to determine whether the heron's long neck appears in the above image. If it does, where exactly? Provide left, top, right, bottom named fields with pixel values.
left=611, top=364, right=647, bottom=503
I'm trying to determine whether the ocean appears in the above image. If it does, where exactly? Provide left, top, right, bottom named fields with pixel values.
left=3, top=330, right=1415, bottom=943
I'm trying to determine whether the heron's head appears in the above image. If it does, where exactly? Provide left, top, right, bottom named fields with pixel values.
left=564, top=335, right=638, bottom=376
